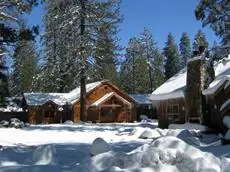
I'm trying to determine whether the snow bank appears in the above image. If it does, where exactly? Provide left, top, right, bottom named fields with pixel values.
left=89, top=136, right=221, bottom=172
left=91, top=138, right=111, bottom=156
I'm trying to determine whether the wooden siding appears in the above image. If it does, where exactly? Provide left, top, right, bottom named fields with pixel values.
left=72, top=82, right=136, bottom=122
left=28, top=104, right=70, bottom=124
left=155, top=97, right=186, bottom=129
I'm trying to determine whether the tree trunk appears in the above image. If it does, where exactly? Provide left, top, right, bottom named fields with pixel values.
left=147, top=52, right=153, bottom=92
left=80, top=0, right=87, bottom=121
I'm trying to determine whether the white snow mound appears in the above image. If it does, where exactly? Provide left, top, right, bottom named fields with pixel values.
left=139, top=128, right=161, bottom=139
left=91, top=138, right=111, bottom=156
left=90, top=136, right=221, bottom=172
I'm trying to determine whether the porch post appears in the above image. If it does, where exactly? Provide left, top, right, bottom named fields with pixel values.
left=98, top=106, right=101, bottom=123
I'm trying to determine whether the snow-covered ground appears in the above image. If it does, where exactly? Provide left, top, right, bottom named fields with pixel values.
left=0, top=121, right=230, bottom=172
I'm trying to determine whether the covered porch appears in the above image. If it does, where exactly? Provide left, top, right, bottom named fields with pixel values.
left=87, top=92, right=133, bottom=123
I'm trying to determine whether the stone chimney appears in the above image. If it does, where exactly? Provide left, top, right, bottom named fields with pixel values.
left=186, top=56, right=206, bottom=123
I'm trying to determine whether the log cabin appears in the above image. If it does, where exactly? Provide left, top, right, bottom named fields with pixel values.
left=23, top=81, right=137, bottom=124
left=151, top=54, right=230, bottom=130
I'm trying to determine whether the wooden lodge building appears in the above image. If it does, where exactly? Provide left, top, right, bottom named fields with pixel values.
left=23, top=81, right=137, bottom=124
left=151, top=54, right=230, bottom=131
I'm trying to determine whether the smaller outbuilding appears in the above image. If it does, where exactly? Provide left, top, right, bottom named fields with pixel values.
left=129, top=94, right=156, bottom=120
left=22, top=93, right=70, bottom=124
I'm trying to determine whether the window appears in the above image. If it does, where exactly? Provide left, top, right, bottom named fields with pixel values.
left=101, top=107, right=113, bottom=116
left=167, top=104, right=179, bottom=113
left=44, top=109, right=55, bottom=118
left=167, top=104, right=179, bottom=122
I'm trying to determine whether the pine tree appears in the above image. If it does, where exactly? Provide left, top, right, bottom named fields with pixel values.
left=120, top=37, right=149, bottom=94
left=140, top=28, right=164, bottom=91
left=11, top=25, right=38, bottom=95
left=90, top=6, right=122, bottom=85
left=0, top=0, right=39, bottom=105
left=195, top=0, right=230, bottom=46
left=152, top=48, right=165, bottom=91
left=163, top=33, right=180, bottom=79
left=179, top=32, right=191, bottom=68
left=193, top=30, right=209, bottom=52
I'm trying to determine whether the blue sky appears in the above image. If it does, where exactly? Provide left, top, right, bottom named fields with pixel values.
left=27, top=0, right=219, bottom=49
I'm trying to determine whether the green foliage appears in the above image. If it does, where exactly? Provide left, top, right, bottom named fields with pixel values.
left=195, top=0, right=230, bottom=45
left=163, top=33, right=180, bottom=79
left=193, top=30, right=209, bottom=52
left=0, top=0, right=39, bottom=104
left=39, top=0, right=122, bottom=93
left=120, top=29, right=164, bottom=93
left=179, top=32, right=192, bottom=68
left=10, top=33, right=38, bottom=95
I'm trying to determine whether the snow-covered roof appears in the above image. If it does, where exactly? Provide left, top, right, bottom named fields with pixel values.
left=64, top=81, right=102, bottom=104
left=24, top=81, right=103, bottom=106
left=203, top=55, right=230, bottom=95
left=151, top=90, right=185, bottom=101
left=152, top=54, right=230, bottom=100
left=23, top=93, right=68, bottom=106
left=129, top=94, right=152, bottom=105
left=91, top=92, right=132, bottom=107
left=151, top=68, right=186, bottom=100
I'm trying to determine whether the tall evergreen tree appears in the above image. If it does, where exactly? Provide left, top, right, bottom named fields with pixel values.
left=120, top=37, right=149, bottom=94
left=163, top=33, right=180, bottom=79
left=179, top=32, right=191, bottom=68
left=11, top=25, right=38, bottom=95
left=193, top=30, right=209, bottom=52
left=0, top=0, right=39, bottom=105
left=140, top=28, right=164, bottom=91
left=152, top=48, right=165, bottom=91
left=90, top=8, right=122, bottom=85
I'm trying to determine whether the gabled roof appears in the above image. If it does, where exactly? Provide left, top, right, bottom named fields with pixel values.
left=151, top=68, right=187, bottom=100
left=23, top=93, right=67, bottom=106
left=129, top=94, right=152, bottom=105
left=91, top=92, right=132, bottom=107
left=64, top=81, right=102, bottom=104
left=203, top=56, right=230, bottom=95
left=151, top=54, right=230, bottom=100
